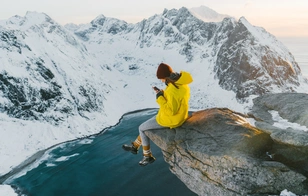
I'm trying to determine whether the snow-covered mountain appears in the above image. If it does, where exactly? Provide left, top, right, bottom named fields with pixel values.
left=67, top=6, right=307, bottom=100
left=0, top=6, right=307, bottom=180
left=189, top=5, right=230, bottom=22
left=215, top=17, right=304, bottom=99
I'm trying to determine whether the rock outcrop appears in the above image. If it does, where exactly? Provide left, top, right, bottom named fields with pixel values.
left=248, top=93, right=308, bottom=179
left=145, top=106, right=308, bottom=195
left=249, top=93, right=308, bottom=147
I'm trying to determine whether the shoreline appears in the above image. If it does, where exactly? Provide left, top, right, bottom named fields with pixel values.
left=0, top=108, right=158, bottom=184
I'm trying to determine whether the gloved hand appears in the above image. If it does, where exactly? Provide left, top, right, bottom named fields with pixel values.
left=156, top=90, right=164, bottom=99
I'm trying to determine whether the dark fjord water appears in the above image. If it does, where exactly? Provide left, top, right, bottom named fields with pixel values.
left=9, top=109, right=196, bottom=196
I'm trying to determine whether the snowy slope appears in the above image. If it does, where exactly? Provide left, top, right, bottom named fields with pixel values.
left=189, top=5, right=230, bottom=22
left=0, top=12, right=146, bottom=175
left=0, top=6, right=308, bottom=185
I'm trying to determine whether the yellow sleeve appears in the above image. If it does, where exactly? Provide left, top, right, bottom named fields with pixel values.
left=156, top=93, right=179, bottom=116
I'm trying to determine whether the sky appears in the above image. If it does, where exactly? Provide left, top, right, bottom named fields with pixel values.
left=0, top=0, right=307, bottom=37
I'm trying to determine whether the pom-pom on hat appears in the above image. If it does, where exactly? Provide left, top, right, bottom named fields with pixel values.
left=156, top=63, right=173, bottom=79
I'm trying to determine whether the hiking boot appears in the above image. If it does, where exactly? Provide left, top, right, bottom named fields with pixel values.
left=139, top=155, right=156, bottom=166
left=122, top=143, right=138, bottom=154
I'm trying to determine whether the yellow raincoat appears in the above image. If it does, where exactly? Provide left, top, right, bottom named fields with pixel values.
left=156, top=71, right=193, bottom=128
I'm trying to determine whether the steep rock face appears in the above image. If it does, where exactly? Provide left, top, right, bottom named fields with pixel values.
left=0, top=12, right=112, bottom=123
left=145, top=108, right=307, bottom=195
left=0, top=26, right=68, bottom=122
left=215, top=18, right=302, bottom=99
left=131, top=7, right=236, bottom=61
left=0, top=68, right=64, bottom=122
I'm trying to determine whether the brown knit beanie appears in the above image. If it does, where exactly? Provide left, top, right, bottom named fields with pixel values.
left=156, top=63, right=173, bottom=79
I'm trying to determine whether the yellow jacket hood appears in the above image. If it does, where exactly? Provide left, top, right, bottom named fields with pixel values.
left=175, top=71, right=193, bottom=85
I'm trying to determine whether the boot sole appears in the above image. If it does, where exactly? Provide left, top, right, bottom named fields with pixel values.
left=139, top=158, right=155, bottom=166
left=122, top=145, right=138, bottom=154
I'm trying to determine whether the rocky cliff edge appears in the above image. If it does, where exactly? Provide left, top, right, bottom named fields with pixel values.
left=145, top=93, right=308, bottom=195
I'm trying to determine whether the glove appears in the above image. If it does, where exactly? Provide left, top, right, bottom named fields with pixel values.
left=156, top=90, right=164, bottom=99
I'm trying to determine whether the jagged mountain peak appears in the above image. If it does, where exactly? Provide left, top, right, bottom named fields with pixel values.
left=160, top=6, right=195, bottom=21
left=90, top=14, right=107, bottom=26
left=189, top=5, right=230, bottom=22
left=237, top=16, right=290, bottom=56
left=1, top=11, right=82, bottom=48
left=2, top=11, right=56, bottom=29
left=171, top=6, right=194, bottom=17
left=25, top=11, right=53, bottom=22
left=215, top=16, right=303, bottom=99
left=71, top=14, right=134, bottom=41
left=68, top=6, right=225, bottom=43
left=90, top=14, right=129, bottom=26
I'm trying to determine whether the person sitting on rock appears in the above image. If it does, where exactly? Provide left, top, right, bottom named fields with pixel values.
left=122, top=62, right=193, bottom=166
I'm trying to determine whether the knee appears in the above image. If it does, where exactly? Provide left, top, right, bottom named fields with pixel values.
left=139, top=122, right=146, bottom=132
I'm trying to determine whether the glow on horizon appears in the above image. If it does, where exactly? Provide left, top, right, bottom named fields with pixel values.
left=0, top=0, right=307, bottom=37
